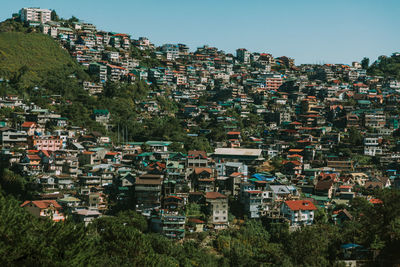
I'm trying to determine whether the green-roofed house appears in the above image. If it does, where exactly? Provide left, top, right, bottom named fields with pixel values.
left=58, top=196, right=81, bottom=208
left=145, top=141, right=172, bottom=152
left=93, top=109, right=110, bottom=126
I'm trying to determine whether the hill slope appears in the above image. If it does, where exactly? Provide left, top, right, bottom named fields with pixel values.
left=368, top=54, right=400, bottom=79
left=0, top=31, right=86, bottom=88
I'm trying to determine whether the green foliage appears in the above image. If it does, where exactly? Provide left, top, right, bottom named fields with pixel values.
left=287, top=224, right=342, bottom=266
left=0, top=194, right=222, bottom=266
left=0, top=19, right=28, bottom=33
left=0, top=168, right=40, bottom=200
left=368, top=54, right=400, bottom=79
left=347, top=127, right=363, bottom=146
left=1, top=189, right=400, bottom=265
left=50, top=10, right=60, bottom=21
left=131, top=46, right=162, bottom=68
left=0, top=32, right=87, bottom=89
left=361, top=57, right=369, bottom=70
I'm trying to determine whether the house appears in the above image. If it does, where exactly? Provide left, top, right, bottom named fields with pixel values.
left=150, top=210, right=186, bottom=239
left=93, top=109, right=110, bottom=126
left=280, top=200, right=317, bottom=226
left=242, top=190, right=263, bottom=218
left=345, top=172, right=369, bottom=186
left=333, top=209, right=353, bottom=224
left=205, top=192, right=229, bottom=229
left=314, top=178, right=335, bottom=198
left=191, top=167, right=215, bottom=192
left=134, top=174, right=164, bottom=212
left=187, top=218, right=206, bottom=232
left=28, top=135, right=62, bottom=151
left=187, top=150, right=208, bottom=168
left=213, top=148, right=264, bottom=165
left=21, top=200, right=65, bottom=222
left=72, top=208, right=102, bottom=226
left=21, top=121, right=42, bottom=136
left=0, top=128, right=27, bottom=148
left=163, top=195, right=184, bottom=211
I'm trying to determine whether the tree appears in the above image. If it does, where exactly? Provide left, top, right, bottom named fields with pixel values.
left=50, top=10, right=59, bottom=21
left=361, top=57, right=369, bottom=70
left=348, top=127, right=363, bottom=146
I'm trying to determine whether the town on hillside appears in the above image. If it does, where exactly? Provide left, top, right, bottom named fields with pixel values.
left=1, top=7, right=400, bottom=263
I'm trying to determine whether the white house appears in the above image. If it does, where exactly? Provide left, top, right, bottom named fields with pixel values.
left=280, top=200, right=317, bottom=226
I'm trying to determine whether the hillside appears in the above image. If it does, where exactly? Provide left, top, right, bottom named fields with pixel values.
left=368, top=53, right=400, bottom=79
left=0, top=31, right=87, bottom=88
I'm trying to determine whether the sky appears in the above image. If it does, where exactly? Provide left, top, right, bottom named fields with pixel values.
left=1, top=0, right=399, bottom=64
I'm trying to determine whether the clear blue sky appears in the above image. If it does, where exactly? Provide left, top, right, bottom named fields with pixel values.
left=1, top=0, right=399, bottom=64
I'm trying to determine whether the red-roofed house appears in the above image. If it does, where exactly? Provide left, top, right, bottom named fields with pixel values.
left=21, top=121, right=37, bottom=136
left=187, top=150, right=208, bottom=168
left=21, top=200, right=65, bottom=222
left=280, top=200, right=317, bottom=226
left=369, top=198, right=383, bottom=205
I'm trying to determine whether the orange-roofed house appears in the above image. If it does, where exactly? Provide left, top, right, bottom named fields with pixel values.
left=205, top=191, right=228, bottom=229
left=280, top=200, right=317, bottom=226
left=288, top=148, right=304, bottom=155
left=227, top=131, right=241, bottom=140
left=369, top=198, right=383, bottom=205
left=287, top=154, right=303, bottom=163
left=21, top=200, right=65, bottom=222
left=187, top=150, right=208, bottom=168
left=21, top=121, right=38, bottom=136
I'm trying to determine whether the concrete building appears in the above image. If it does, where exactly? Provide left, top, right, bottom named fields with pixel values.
left=236, top=48, right=250, bottom=64
left=20, top=8, right=51, bottom=23
left=28, top=135, right=63, bottom=151
left=134, top=174, right=164, bottom=211
left=205, top=192, right=228, bottom=229
left=150, top=210, right=186, bottom=239
left=280, top=200, right=317, bottom=226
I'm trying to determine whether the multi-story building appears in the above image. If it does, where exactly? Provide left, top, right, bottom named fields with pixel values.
left=242, top=190, right=263, bottom=218
left=161, top=44, right=179, bottom=61
left=187, top=150, right=208, bottom=168
left=0, top=128, right=27, bottom=148
left=364, top=112, right=386, bottom=129
left=327, top=158, right=354, bottom=172
left=236, top=48, right=250, bottom=64
left=280, top=200, right=317, bottom=226
left=19, top=8, right=51, bottom=23
left=28, top=135, right=63, bottom=151
left=264, top=73, right=283, bottom=91
left=150, top=210, right=186, bottom=239
left=134, top=174, right=164, bottom=212
left=89, top=62, right=107, bottom=82
left=205, top=192, right=229, bottom=229
left=107, top=64, right=127, bottom=82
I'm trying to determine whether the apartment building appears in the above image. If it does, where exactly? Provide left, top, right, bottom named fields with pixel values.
left=20, top=8, right=51, bottom=23
left=236, top=48, right=250, bottom=64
